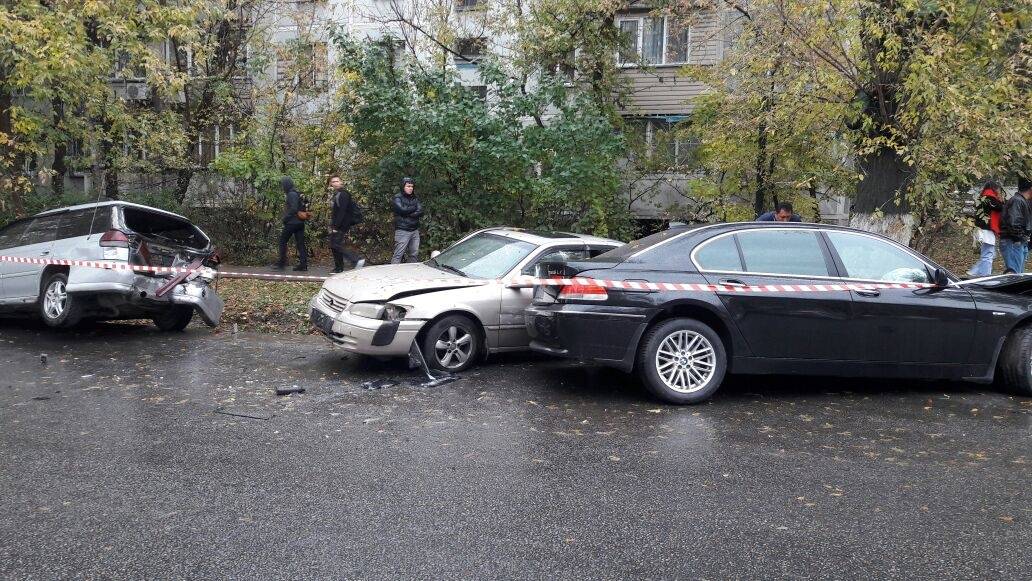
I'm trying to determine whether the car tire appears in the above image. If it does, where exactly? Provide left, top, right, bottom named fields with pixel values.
left=39, top=272, right=82, bottom=328
left=637, top=318, right=727, bottom=405
left=996, top=326, right=1032, bottom=396
left=153, top=306, right=194, bottom=332
left=421, top=314, right=480, bottom=373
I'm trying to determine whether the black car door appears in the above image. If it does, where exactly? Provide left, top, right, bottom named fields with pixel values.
left=822, top=231, right=977, bottom=366
left=696, top=228, right=860, bottom=361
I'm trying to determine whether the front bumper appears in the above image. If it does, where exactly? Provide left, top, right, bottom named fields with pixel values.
left=309, top=297, right=425, bottom=355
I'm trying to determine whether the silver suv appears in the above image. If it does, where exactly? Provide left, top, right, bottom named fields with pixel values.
left=0, top=201, right=223, bottom=330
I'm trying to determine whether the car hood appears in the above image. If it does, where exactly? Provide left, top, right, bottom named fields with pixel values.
left=322, top=262, right=486, bottom=302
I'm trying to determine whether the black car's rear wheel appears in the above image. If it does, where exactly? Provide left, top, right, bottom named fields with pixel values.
left=638, top=318, right=727, bottom=404
left=996, top=326, right=1032, bottom=396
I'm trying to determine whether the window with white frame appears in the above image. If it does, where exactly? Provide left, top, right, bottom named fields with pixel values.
left=625, top=118, right=699, bottom=168
left=617, top=15, right=691, bottom=66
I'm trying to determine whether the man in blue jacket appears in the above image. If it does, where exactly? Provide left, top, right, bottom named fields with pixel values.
left=391, top=177, right=423, bottom=264
left=756, top=201, right=802, bottom=222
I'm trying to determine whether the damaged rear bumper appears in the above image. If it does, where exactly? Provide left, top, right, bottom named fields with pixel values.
left=67, top=267, right=223, bottom=326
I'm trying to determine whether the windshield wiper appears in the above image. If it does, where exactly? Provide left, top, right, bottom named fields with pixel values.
left=432, top=261, right=467, bottom=278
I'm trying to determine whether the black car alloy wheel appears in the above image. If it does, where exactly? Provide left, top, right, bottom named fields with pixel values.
left=638, top=318, right=727, bottom=404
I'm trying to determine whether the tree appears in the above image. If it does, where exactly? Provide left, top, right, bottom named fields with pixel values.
left=333, top=34, right=632, bottom=249
left=669, top=0, right=1030, bottom=239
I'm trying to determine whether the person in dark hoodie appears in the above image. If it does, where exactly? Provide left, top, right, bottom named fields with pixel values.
left=274, top=176, right=309, bottom=272
left=328, top=175, right=365, bottom=273
left=999, top=176, right=1032, bottom=274
left=391, top=177, right=423, bottom=264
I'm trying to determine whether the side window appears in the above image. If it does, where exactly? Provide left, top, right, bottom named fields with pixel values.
left=0, top=220, right=32, bottom=250
left=634, top=236, right=696, bottom=268
left=56, top=209, right=98, bottom=240
left=522, top=247, right=590, bottom=275
left=826, top=232, right=931, bottom=283
left=694, top=235, right=742, bottom=271
left=18, top=215, right=62, bottom=246
left=737, top=230, right=830, bottom=277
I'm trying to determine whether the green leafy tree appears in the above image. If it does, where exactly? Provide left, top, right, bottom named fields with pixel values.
left=333, top=34, right=632, bottom=252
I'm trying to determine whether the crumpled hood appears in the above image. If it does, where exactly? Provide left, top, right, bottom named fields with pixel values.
left=321, top=262, right=484, bottom=302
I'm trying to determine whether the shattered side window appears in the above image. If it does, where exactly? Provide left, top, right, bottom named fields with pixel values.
left=121, top=208, right=208, bottom=250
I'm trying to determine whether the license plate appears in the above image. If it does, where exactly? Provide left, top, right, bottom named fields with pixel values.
left=311, top=309, right=334, bottom=333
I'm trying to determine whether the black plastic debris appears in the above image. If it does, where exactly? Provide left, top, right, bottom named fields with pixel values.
left=32, top=396, right=50, bottom=401
left=275, top=385, right=306, bottom=396
left=362, top=379, right=399, bottom=390
left=40, top=354, right=47, bottom=367
left=214, top=407, right=274, bottom=420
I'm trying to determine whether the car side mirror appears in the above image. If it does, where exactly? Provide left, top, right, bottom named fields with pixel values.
left=933, top=268, right=949, bottom=287
left=430, top=250, right=441, bottom=259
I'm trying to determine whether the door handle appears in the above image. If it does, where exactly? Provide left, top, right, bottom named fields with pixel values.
left=718, top=279, right=747, bottom=287
left=855, top=288, right=881, bottom=297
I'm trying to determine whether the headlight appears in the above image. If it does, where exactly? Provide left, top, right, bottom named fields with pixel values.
left=348, top=302, right=384, bottom=319
left=384, top=304, right=408, bottom=321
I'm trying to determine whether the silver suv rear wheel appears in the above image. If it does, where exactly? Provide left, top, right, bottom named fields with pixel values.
left=39, top=272, right=81, bottom=328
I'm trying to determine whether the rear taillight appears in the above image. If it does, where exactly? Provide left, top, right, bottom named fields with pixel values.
left=99, top=229, right=130, bottom=248
left=558, top=280, right=609, bottom=301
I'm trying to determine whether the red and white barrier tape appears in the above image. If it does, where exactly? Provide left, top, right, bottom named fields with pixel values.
left=0, top=254, right=938, bottom=292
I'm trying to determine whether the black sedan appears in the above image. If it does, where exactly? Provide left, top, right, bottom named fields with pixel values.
left=526, top=222, right=1032, bottom=404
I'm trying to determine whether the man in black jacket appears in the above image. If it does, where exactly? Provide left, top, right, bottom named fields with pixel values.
left=999, top=176, right=1032, bottom=274
left=391, top=177, right=423, bottom=264
left=328, top=176, right=365, bottom=273
left=274, top=176, right=308, bottom=272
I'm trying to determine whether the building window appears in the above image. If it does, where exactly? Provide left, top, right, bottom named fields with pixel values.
left=469, top=85, right=487, bottom=102
left=195, top=125, right=238, bottom=164
left=616, top=16, right=691, bottom=66
left=456, top=37, right=487, bottom=65
left=455, top=0, right=484, bottom=11
left=625, top=118, right=698, bottom=168
left=276, top=42, right=328, bottom=89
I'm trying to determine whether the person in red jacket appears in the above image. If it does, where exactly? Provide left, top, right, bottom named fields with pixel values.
left=967, top=181, right=1003, bottom=277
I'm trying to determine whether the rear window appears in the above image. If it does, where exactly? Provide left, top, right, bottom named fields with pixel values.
left=121, top=208, right=208, bottom=250
left=56, top=207, right=111, bottom=240
left=590, top=227, right=691, bottom=262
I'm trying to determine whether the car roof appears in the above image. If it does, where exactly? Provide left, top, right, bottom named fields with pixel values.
left=481, top=227, right=622, bottom=246
left=34, top=201, right=190, bottom=222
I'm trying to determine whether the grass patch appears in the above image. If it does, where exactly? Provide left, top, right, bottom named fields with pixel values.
left=216, top=278, right=323, bottom=335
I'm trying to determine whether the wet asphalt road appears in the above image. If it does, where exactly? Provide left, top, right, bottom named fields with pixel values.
left=1, top=320, right=1029, bottom=580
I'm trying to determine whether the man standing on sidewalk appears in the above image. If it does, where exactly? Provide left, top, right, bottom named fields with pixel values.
left=275, top=176, right=308, bottom=272
left=999, top=176, right=1032, bottom=274
left=328, top=176, right=365, bottom=273
left=391, top=177, right=423, bottom=264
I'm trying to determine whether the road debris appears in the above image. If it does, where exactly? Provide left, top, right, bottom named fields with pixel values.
left=275, top=385, right=306, bottom=396
left=362, top=379, right=399, bottom=390
left=214, top=407, right=274, bottom=420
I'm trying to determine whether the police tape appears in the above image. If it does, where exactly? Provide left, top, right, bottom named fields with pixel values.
left=0, top=253, right=943, bottom=293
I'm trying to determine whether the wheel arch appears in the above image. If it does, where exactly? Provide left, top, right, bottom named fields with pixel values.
left=39, top=265, right=70, bottom=298
left=415, top=309, right=489, bottom=359
left=635, top=299, right=735, bottom=369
